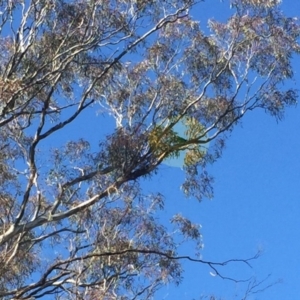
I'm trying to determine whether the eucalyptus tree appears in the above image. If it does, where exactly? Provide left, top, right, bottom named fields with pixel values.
left=0, top=0, right=299, bottom=299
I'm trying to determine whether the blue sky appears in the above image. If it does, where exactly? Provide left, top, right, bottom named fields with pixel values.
left=150, top=0, right=300, bottom=299
left=158, top=108, right=300, bottom=299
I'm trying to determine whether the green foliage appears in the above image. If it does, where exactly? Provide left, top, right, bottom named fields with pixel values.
left=183, top=117, right=207, bottom=166
left=148, top=124, right=180, bottom=160
left=149, top=117, right=207, bottom=166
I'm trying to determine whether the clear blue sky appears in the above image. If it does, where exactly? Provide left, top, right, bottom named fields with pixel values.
left=150, top=0, right=300, bottom=299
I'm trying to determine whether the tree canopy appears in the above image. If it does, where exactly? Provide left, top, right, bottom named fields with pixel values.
left=0, top=0, right=299, bottom=299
